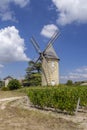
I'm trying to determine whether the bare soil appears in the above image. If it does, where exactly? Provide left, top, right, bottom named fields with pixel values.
left=0, top=91, right=86, bottom=130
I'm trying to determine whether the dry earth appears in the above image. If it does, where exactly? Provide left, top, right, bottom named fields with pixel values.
left=0, top=91, right=86, bottom=130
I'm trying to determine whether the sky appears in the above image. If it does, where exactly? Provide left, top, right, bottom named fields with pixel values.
left=0, top=0, right=87, bottom=83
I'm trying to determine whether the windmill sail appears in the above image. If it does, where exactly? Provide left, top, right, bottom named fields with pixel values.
left=31, top=37, right=41, bottom=54
left=44, top=30, right=60, bottom=53
left=30, top=29, right=60, bottom=86
left=41, top=57, right=51, bottom=86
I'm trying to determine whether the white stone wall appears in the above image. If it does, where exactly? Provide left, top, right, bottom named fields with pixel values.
left=42, top=58, right=59, bottom=86
left=4, top=78, right=12, bottom=87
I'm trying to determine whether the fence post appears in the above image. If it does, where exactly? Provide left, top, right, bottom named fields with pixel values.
left=75, top=97, right=80, bottom=115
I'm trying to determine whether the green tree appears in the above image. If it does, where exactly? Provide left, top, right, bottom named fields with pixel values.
left=0, top=80, right=4, bottom=87
left=7, top=79, right=21, bottom=90
left=24, top=60, right=41, bottom=86
left=66, top=80, right=73, bottom=86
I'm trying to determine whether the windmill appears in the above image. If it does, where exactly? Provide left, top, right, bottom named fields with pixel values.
left=30, top=30, right=60, bottom=86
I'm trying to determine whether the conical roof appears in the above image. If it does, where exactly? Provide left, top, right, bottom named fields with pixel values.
left=44, top=45, right=59, bottom=60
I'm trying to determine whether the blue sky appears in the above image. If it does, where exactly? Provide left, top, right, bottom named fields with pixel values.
left=0, top=0, right=87, bottom=83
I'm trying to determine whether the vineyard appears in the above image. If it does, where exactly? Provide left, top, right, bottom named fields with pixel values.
left=28, top=85, right=87, bottom=114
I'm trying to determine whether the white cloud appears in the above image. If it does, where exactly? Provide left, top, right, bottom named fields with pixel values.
left=41, top=24, right=59, bottom=38
left=0, top=26, right=29, bottom=62
left=13, top=0, right=29, bottom=8
left=0, top=0, right=30, bottom=21
left=76, top=66, right=87, bottom=73
left=0, top=64, right=4, bottom=75
left=0, top=11, right=16, bottom=21
left=52, top=0, right=87, bottom=25
left=60, top=66, right=87, bottom=82
left=0, top=64, right=4, bottom=68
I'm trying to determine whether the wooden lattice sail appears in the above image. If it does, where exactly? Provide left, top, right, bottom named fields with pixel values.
left=30, top=30, right=60, bottom=86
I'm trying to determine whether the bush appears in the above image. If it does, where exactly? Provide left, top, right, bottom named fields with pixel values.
left=1, top=86, right=9, bottom=91
left=7, top=79, right=21, bottom=90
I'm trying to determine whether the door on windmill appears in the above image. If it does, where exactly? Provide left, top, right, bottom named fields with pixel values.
left=51, top=80, right=55, bottom=86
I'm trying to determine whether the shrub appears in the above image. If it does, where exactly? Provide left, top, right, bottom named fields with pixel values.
left=1, top=86, right=9, bottom=91
left=7, top=79, right=21, bottom=90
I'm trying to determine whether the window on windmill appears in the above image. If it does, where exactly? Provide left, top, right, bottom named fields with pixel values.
left=51, top=61, right=55, bottom=67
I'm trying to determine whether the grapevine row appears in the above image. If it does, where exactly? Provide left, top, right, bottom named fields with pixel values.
left=28, top=86, right=87, bottom=114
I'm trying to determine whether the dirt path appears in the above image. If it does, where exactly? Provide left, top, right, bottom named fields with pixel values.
left=0, top=96, right=28, bottom=110
left=0, top=96, right=86, bottom=130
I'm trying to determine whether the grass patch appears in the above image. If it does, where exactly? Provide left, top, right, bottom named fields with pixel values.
left=0, top=90, right=26, bottom=99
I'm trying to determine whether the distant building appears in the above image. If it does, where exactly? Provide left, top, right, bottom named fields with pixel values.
left=75, top=80, right=87, bottom=86
left=4, top=76, right=13, bottom=87
left=80, top=82, right=87, bottom=86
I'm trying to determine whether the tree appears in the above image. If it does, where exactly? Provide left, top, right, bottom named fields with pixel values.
left=0, top=80, right=4, bottom=87
left=24, top=61, right=41, bottom=86
left=7, top=79, right=21, bottom=90
left=66, top=80, right=73, bottom=86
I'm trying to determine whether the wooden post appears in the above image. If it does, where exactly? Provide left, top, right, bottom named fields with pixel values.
left=75, top=97, right=80, bottom=114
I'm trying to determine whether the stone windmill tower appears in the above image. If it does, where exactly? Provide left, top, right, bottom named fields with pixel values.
left=31, top=30, right=60, bottom=86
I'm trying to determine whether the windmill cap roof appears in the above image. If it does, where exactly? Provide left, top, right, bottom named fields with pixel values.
left=44, top=45, right=59, bottom=60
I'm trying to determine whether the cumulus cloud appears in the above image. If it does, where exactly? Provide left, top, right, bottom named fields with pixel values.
left=0, top=64, right=4, bottom=68
left=0, top=26, right=29, bottom=62
left=0, top=64, right=4, bottom=73
left=76, top=66, right=87, bottom=73
left=0, top=0, right=30, bottom=21
left=41, top=24, right=59, bottom=38
left=52, top=0, right=87, bottom=25
left=60, top=66, right=87, bottom=82
left=13, top=0, right=30, bottom=7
